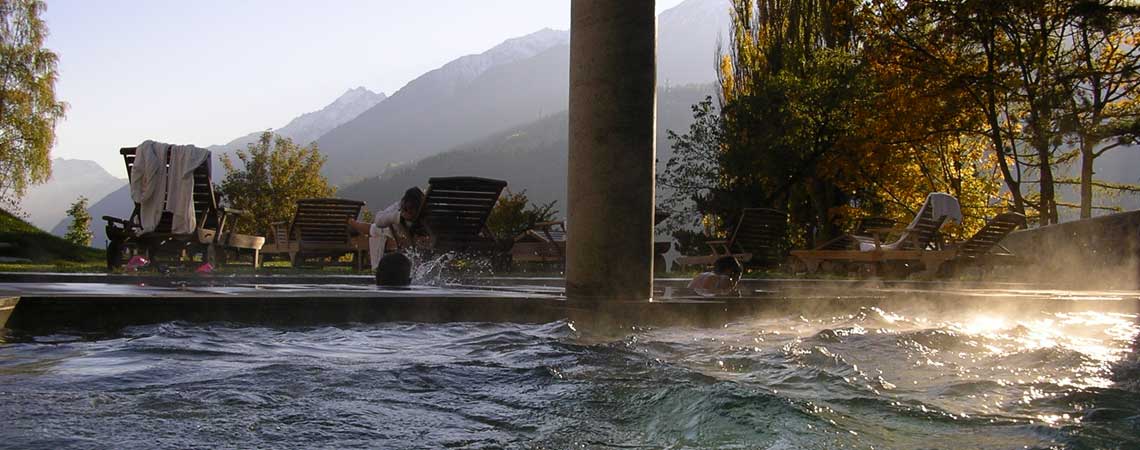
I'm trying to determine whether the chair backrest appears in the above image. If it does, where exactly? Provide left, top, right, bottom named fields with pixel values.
left=854, top=216, right=896, bottom=235
left=535, top=221, right=566, bottom=242
left=289, top=198, right=365, bottom=247
left=419, top=176, right=508, bottom=253
left=957, top=212, right=1025, bottom=258
left=730, top=208, right=788, bottom=266
left=895, top=193, right=961, bottom=250
left=121, top=146, right=218, bottom=233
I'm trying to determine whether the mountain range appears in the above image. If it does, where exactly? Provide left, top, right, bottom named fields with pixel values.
left=207, top=86, right=387, bottom=178
left=18, top=159, right=125, bottom=232
left=40, top=0, right=734, bottom=246
left=314, top=1, right=732, bottom=185
left=338, top=84, right=714, bottom=213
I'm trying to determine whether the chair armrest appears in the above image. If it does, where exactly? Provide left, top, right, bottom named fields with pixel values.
left=534, top=220, right=564, bottom=227
left=102, top=216, right=138, bottom=228
left=220, top=207, right=250, bottom=217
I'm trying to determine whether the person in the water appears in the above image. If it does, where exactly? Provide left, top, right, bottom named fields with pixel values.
left=375, top=252, right=413, bottom=287
left=688, top=256, right=743, bottom=296
left=348, top=187, right=427, bottom=271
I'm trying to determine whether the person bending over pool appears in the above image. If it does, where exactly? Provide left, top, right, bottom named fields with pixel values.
left=348, top=187, right=427, bottom=271
left=688, top=256, right=743, bottom=296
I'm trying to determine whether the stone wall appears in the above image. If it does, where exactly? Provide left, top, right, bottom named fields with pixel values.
left=1001, top=210, right=1140, bottom=290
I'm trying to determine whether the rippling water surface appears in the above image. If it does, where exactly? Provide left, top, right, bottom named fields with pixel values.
left=1, top=306, right=1137, bottom=449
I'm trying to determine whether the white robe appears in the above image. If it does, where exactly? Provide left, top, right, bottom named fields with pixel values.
left=130, top=140, right=168, bottom=233
left=368, top=201, right=402, bottom=270
left=166, top=145, right=210, bottom=234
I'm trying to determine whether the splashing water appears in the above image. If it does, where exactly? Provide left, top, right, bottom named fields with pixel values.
left=0, top=306, right=1136, bottom=448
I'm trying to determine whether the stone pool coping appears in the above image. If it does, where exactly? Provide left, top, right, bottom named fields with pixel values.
left=0, top=275, right=1136, bottom=335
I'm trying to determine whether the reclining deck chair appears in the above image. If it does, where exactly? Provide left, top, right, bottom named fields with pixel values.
left=675, top=208, right=789, bottom=269
left=511, top=220, right=566, bottom=265
left=942, top=211, right=1026, bottom=274
left=103, top=146, right=264, bottom=269
left=791, top=193, right=962, bottom=276
left=417, top=176, right=507, bottom=255
left=260, top=198, right=366, bottom=268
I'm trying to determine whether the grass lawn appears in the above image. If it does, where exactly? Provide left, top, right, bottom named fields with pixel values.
left=0, top=208, right=104, bottom=266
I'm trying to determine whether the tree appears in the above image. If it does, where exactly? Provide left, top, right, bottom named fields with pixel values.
left=486, top=189, right=558, bottom=241
left=1062, top=1, right=1140, bottom=218
left=0, top=0, right=66, bottom=208
left=660, top=0, right=1006, bottom=250
left=219, top=132, right=335, bottom=235
left=63, top=196, right=92, bottom=246
left=870, top=0, right=1140, bottom=224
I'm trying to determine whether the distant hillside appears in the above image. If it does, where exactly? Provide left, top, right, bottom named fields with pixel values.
left=0, top=208, right=103, bottom=262
left=338, top=84, right=715, bottom=212
left=316, top=0, right=732, bottom=185
left=658, top=0, right=732, bottom=86
left=16, top=158, right=126, bottom=232
left=208, top=86, right=386, bottom=179
left=316, top=28, right=572, bottom=185
left=212, top=87, right=386, bottom=152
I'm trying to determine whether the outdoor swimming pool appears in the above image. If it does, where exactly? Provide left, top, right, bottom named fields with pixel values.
left=1, top=301, right=1136, bottom=448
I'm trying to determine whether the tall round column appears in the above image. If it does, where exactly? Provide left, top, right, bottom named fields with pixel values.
left=566, top=0, right=657, bottom=303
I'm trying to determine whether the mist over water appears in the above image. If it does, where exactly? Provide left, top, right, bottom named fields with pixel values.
left=0, top=306, right=1136, bottom=449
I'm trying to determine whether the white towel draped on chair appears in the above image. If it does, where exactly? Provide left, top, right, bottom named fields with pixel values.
left=128, top=140, right=210, bottom=234
left=858, top=192, right=961, bottom=251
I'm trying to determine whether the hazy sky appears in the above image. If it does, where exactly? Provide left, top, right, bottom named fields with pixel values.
left=43, top=0, right=687, bottom=178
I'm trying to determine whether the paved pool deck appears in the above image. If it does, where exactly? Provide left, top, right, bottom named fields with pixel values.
left=0, top=272, right=1137, bottom=335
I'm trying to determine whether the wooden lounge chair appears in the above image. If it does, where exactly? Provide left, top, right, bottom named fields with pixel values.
left=954, top=212, right=1026, bottom=259
left=791, top=193, right=961, bottom=276
left=511, top=220, right=566, bottom=265
left=941, top=211, right=1026, bottom=274
left=260, top=198, right=366, bottom=268
left=416, top=176, right=507, bottom=255
left=511, top=217, right=673, bottom=272
left=103, top=146, right=264, bottom=269
left=675, top=208, right=788, bottom=269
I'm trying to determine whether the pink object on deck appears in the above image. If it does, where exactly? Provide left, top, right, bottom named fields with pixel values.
left=124, top=255, right=150, bottom=271
left=196, top=263, right=214, bottom=274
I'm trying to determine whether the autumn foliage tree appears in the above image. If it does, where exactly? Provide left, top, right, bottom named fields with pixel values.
left=659, top=0, right=1005, bottom=249
left=867, top=0, right=1140, bottom=224
left=0, top=0, right=66, bottom=209
left=219, top=132, right=335, bottom=236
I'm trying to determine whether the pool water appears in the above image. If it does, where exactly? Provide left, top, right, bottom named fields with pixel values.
left=1, top=306, right=1137, bottom=449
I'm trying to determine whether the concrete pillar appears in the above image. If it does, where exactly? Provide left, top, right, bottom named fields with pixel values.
left=566, top=0, right=657, bottom=302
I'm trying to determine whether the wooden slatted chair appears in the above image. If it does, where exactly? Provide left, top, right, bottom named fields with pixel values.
left=791, top=193, right=961, bottom=276
left=954, top=212, right=1026, bottom=259
left=270, top=198, right=366, bottom=268
left=418, top=176, right=507, bottom=255
left=103, top=146, right=264, bottom=269
left=675, top=208, right=788, bottom=269
left=511, top=220, right=566, bottom=264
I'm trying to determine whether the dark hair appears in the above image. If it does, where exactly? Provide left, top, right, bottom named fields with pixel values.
left=400, top=186, right=428, bottom=236
left=713, top=256, right=742, bottom=277
left=376, top=253, right=413, bottom=286
left=401, top=187, right=425, bottom=212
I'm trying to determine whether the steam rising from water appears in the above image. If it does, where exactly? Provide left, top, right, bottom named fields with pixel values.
left=0, top=306, right=1136, bottom=448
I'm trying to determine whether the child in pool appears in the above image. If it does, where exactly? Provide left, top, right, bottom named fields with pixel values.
left=688, top=256, right=743, bottom=296
left=375, top=252, right=412, bottom=287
